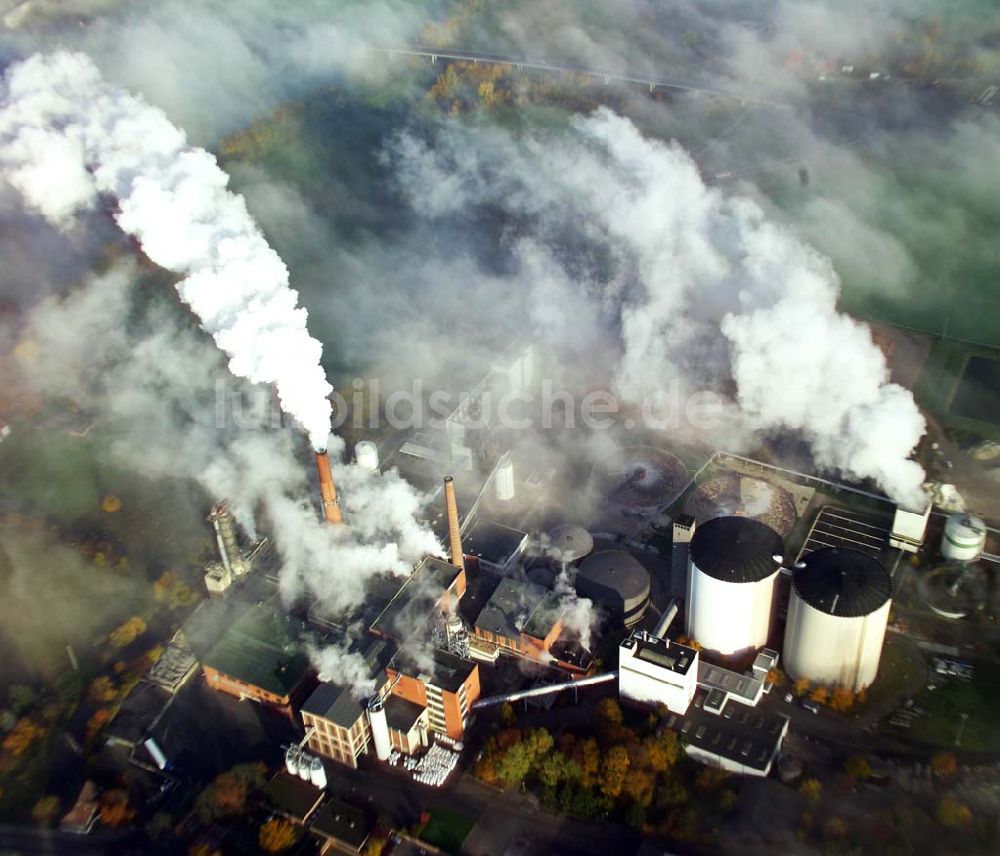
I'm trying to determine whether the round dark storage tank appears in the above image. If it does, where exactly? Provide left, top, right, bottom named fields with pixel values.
left=783, top=547, right=892, bottom=691
left=547, top=525, right=595, bottom=564
left=576, top=550, right=651, bottom=627
left=686, top=516, right=783, bottom=655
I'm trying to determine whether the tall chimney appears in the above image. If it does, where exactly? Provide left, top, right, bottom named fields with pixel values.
left=315, top=450, right=343, bottom=525
left=443, top=476, right=464, bottom=571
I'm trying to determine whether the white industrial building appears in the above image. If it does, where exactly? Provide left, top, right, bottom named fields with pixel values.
left=889, top=504, right=930, bottom=553
left=686, top=516, right=783, bottom=656
left=619, top=631, right=699, bottom=715
left=783, top=547, right=892, bottom=691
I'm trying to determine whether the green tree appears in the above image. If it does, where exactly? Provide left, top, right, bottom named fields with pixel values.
left=799, top=778, right=822, bottom=806
left=537, top=751, right=580, bottom=788
left=595, top=698, right=624, bottom=728
left=8, top=684, right=36, bottom=715
left=500, top=702, right=516, bottom=726
left=655, top=776, right=689, bottom=810
left=598, top=745, right=630, bottom=798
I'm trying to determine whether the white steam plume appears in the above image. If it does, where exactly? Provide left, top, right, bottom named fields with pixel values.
left=391, top=109, right=928, bottom=507
left=0, top=51, right=332, bottom=447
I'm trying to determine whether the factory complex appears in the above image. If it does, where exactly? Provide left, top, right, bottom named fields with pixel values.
left=101, top=344, right=998, bottom=794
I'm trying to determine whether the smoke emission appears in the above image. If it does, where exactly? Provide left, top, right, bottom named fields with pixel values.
left=389, top=108, right=928, bottom=506
left=0, top=51, right=333, bottom=449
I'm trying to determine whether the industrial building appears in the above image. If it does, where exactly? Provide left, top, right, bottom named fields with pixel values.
left=783, top=547, right=892, bottom=691
left=686, top=516, right=783, bottom=656
left=576, top=550, right=651, bottom=628
left=547, top=524, right=595, bottom=563
left=619, top=631, right=699, bottom=714
left=200, top=604, right=313, bottom=714
left=469, top=577, right=565, bottom=662
left=889, top=503, right=930, bottom=553
left=385, top=649, right=481, bottom=742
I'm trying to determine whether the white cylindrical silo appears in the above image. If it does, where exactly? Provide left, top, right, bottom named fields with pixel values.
left=285, top=746, right=300, bottom=777
left=685, top=516, right=782, bottom=656
left=355, top=440, right=380, bottom=474
left=941, top=513, right=986, bottom=563
left=495, top=453, right=515, bottom=501
left=297, top=752, right=312, bottom=781
left=783, top=548, right=892, bottom=691
left=367, top=697, right=391, bottom=761
left=308, top=754, right=327, bottom=789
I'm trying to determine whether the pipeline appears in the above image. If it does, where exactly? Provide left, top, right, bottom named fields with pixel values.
left=472, top=671, right=618, bottom=709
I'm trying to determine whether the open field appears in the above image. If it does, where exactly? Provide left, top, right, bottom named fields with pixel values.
left=420, top=806, right=477, bottom=854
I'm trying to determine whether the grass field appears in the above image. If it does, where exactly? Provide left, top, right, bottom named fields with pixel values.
left=907, top=661, right=1000, bottom=752
left=420, top=807, right=476, bottom=855
left=862, top=633, right=926, bottom=712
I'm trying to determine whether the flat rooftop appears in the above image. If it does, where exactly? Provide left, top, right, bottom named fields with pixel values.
left=697, top=660, right=764, bottom=704
left=631, top=635, right=696, bottom=676
left=263, top=772, right=323, bottom=822
left=369, top=557, right=462, bottom=640
left=464, top=518, right=527, bottom=566
left=474, top=576, right=549, bottom=641
left=666, top=698, right=788, bottom=773
left=385, top=695, right=425, bottom=733
left=310, top=798, right=373, bottom=850
left=392, top=648, right=475, bottom=693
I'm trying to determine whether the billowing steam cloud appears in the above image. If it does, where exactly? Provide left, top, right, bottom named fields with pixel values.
left=391, top=108, right=927, bottom=507
left=0, top=51, right=332, bottom=448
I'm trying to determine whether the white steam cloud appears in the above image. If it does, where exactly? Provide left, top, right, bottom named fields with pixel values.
left=0, top=51, right=332, bottom=447
left=391, top=108, right=927, bottom=507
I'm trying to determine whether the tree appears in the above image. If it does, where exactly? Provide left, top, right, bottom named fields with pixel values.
left=766, top=668, right=783, bottom=687
left=2, top=716, right=46, bottom=757
left=793, top=676, right=810, bottom=696
left=694, top=765, right=729, bottom=796
left=500, top=702, right=516, bottom=726
left=537, top=752, right=580, bottom=789
left=32, top=795, right=60, bottom=826
left=7, top=684, right=37, bottom=715
left=809, top=686, right=828, bottom=705
left=844, top=756, right=872, bottom=781
left=719, top=789, right=738, bottom=813
left=577, top=737, right=601, bottom=788
left=101, top=494, right=122, bottom=513
left=109, top=616, right=147, bottom=649
left=655, top=776, right=688, bottom=810
left=99, top=789, right=135, bottom=827
left=936, top=797, right=972, bottom=828
left=153, top=571, right=199, bottom=610
left=196, top=763, right=266, bottom=821
left=830, top=686, right=855, bottom=711
left=88, top=676, right=118, bottom=703
left=363, top=837, right=387, bottom=856
left=621, top=768, right=656, bottom=808
left=598, top=745, right=630, bottom=798
left=930, top=752, right=957, bottom=778
left=259, top=818, right=298, bottom=852
left=86, top=708, right=113, bottom=741
left=595, top=698, right=624, bottom=728
left=146, top=812, right=174, bottom=839
left=799, top=778, right=822, bottom=806
left=645, top=731, right=680, bottom=772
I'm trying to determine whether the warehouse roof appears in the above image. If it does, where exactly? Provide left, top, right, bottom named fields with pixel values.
left=793, top=547, right=892, bottom=617
left=369, top=557, right=462, bottom=640
left=474, top=577, right=549, bottom=641
left=689, top=516, right=783, bottom=583
left=201, top=605, right=311, bottom=698
left=264, top=772, right=324, bottom=822
left=670, top=699, right=788, bottom=773
left=310, top=797, right=373, bottom=851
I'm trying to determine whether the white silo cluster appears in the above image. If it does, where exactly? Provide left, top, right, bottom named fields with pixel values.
left=397, top=742, right=460, bottom=786
left=367, top=697, right=392, bottom=762
left=941, top=513, right=987, bottom=563
left=686, top=516, right=783, bottom=656
left=285, top=745, right=327, bottom=789
left=354, top=440, right=380, bottom=474
left=783, top=548, right=892, bottom=692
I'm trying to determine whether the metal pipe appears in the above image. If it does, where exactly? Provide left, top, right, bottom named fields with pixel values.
left=315, top=450, right=343, bottom=525
left=443, top=476, right=464, bottom=571
left=472, top=671, right=618, bottom=709
left=653, top=601, right=679, bottom=641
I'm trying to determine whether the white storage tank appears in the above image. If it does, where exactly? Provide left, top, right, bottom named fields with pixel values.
left=686, top=516, right=782, bottom=656
left=495, top=453, right=515, bottom=502
left=367, top=697, right=391, bottom=761
left=284, top=746, right=300, bottom=777
left=308, top=754, right=327, bottom=789
left=297, top=752, right=312, bottom=781
left=783, top=547, right=892, bottom=691
left=355, top=440, right=380, bottom=474
left=941, top=513, right=987, bottom=563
